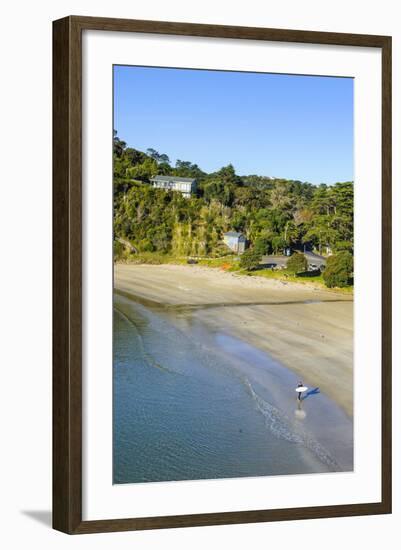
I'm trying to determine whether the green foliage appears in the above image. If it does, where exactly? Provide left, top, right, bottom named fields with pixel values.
left=271, top=235, right=286, bottom=254
left=334, top=240, right=353, bottom=252
left=286, top=252, right=308, bottom=274
left=113, top=132, right=354, bottom=272
left=125, top=158, right=156, bottom=181
left=239, top=249, right=262, bottom=271
left=113, top=240, right=125, bottom=260
left=322, top=251, right=354, bottom=288
left=250, top=267, right=324, bottom=287
left=253, top=237, right=271, bottom=256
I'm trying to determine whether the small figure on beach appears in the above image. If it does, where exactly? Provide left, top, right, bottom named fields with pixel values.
left=295, top=381, right=308, bottom=401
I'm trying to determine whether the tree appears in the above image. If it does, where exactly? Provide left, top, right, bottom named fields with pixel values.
left=146, top=148, right=170, bottom=165
left=127, top=157, right=158, bottom=180
left=322, top=251, right=353, bottom=288
left=174, top=160, right=206, bottom=182
left=270, top=180, right=293, bottom=210
left=158, top=153, right=170, bottom=164
left=286, top=252, right=308, bottom=274
left=113, top=130, right=126, bottom=157
left=214, top=164, right=242, bottom=185
left=271, top=235, right=286, bottom=255
left=283, top=220, right=300, bottom=245
left=303, top=216, right=339, bottom=255
left=311, top=184, right=334, bottom=215
left=113, top=135, right=354, bottom=266
left=254, top=237, right=271, bottom=256
left=239, top=248, right=262, bottom=271
left=124, top=147, right=147, bottom=165
left=335, top=240, right=353, bottom=253
left=203, top=179, right=234, bottom=206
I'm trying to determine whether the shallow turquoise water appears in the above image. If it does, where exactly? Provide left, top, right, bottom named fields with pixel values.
left=113, top=294, right=353, bottom=484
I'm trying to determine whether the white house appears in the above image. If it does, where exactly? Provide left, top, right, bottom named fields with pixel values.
left=223, top=231, right=247, bottom=254
left=150, top=175, right=197, bottom=198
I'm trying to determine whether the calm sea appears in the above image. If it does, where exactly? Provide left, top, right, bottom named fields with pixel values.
left=113, top=294, right=353, bottom=484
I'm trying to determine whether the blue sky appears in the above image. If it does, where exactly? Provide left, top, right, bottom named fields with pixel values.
left=114, top=65, right=353, bottom=185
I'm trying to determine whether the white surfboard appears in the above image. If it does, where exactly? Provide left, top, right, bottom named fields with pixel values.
left=295, top=386, right=308, bottom=393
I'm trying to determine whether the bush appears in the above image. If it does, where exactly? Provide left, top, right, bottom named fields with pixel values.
left=239, top=248, right=262, bottom=271
left=286, top=252, right=308, bottom=274
left=335, top=240, right=353, bottom=253
left=138, top=238, right=154, bottom=252
left=254, top=237, right=271, bottom=256
left=271, top=235, right=286, bottom=255
left=322, top=251, right=353, bottom=288
left=113, top=240, right=125, bottom=260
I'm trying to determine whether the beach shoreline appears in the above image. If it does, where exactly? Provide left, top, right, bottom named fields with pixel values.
left=114, top=263, right=353, bottom=417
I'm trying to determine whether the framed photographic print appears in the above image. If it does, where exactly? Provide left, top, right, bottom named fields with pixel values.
left=53, top=16, right=392, bottom=534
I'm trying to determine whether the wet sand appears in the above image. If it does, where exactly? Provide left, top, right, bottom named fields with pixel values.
left=114, top=263, right=353, bottom=417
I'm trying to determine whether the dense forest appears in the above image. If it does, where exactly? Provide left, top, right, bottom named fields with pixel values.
left=113, top=132, right=353, bottom=262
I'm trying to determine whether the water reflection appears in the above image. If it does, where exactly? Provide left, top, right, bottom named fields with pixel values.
left=113, top=295, right=353, bottom=483
left=294, top=402, right=307, bottom=420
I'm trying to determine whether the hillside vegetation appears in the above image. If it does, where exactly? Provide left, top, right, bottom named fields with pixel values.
left=113, top=133, right=353, bottom=288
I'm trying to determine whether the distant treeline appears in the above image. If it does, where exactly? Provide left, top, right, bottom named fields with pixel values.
left=113, top=132, right=353, bottom=259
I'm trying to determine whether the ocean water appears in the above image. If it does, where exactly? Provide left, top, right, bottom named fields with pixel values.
left=113, top=293, right=353, bottom=484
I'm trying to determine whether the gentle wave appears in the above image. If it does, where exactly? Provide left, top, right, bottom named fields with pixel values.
left=115, top=302, right=341, bottom=473
left=243, top=378, right=340, bottom=471
left=114, top=306, right=182, bottom=377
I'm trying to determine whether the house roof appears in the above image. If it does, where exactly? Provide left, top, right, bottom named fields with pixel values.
left=151, top=175, right=196, bottom=183
left=224, top=231, right=245, bottom=238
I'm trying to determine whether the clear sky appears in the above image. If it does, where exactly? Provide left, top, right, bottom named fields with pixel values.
left=114, top=65, right=353, bottom=185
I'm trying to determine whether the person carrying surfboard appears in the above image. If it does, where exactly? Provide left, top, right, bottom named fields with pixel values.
left=295, top=381, right=308, bottom=401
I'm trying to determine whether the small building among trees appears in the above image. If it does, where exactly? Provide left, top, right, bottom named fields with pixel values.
left=223, top=231, right=247, bottom=254
left=150, top=175, right=196, bottom=198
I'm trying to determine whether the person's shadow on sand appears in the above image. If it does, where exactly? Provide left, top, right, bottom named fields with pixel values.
left=301, top=387, right=320, bottom=400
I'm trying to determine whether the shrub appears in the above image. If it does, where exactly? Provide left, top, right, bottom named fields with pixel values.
left=254, top=237, right=271, bottom=256
left=286, top=252, right=308, bottom=274
left=335, top=240, right=353, bottom=253
left=239, top=248, right=262, bottom=271
left=271, top=235, right=286, bottom=254
left=114, top=240, right=124, bottom=257
left=322, top=251, right=353, bottom=288
left=139, top=238, right=154, bottom=252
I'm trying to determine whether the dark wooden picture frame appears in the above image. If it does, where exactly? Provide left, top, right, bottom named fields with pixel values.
left=53, top=15, right=392, bottom=534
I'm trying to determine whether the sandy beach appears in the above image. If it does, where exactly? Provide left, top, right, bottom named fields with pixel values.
left=114, top=263, right=353, bottom=417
